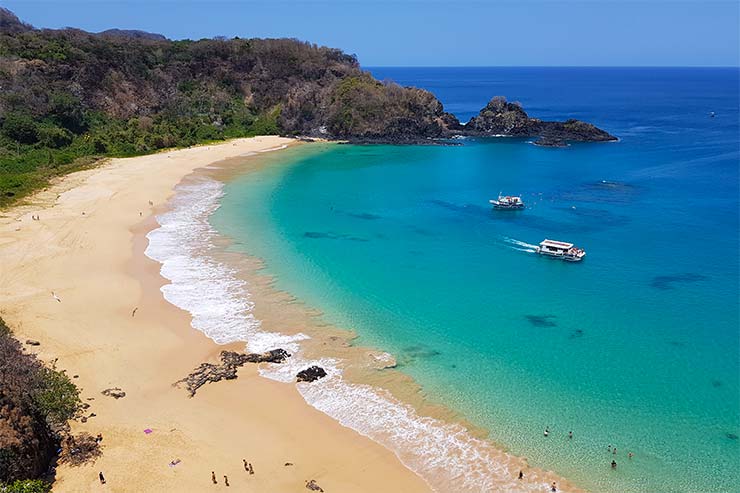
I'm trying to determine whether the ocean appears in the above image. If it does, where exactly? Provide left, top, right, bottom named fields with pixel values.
left=150, top=68, right=740, bottom=492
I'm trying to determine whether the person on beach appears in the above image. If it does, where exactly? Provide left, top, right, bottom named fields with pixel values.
left=98, top=472, right=106, bottom=484
left=243, top=459, right=248, bottom=472
left=551, top=481, right=557, bottom=492
left=613, top=447, right=617, bottom=455
left=518, top=470, right=524, bottom=480
left=249, top=462, right=254, bottom=474
left=52, top=292, right=61, bottom=303
left=544, top=427, right=549, bottom=437
left=224, top=475, right=230, bottom=486
left=611, top=460, right=617, bottom=469
left=211, top=471, right=217, bottom=484
left=628, top=452, right=634, bottom=459
left=568, top=431, right=573, bottom=439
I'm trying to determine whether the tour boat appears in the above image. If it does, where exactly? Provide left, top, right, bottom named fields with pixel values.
left=536, top=239, right=586, bottom=262
left=490, top=194, right=525, bottom=210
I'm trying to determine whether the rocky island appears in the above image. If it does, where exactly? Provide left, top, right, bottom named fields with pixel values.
left=463, top=96, right=617, bottom=146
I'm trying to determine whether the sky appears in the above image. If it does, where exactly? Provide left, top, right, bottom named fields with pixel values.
left=3, top=0, right=739, bottom=67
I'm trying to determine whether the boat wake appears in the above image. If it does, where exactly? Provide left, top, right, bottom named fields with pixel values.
left=503, top=237, right=538, bottom=253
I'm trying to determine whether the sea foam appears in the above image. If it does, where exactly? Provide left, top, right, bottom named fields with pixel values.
left=145, top=176, right=559, bottom=493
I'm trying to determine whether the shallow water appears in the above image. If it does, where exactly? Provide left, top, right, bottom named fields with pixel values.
left=208, top=68, right=738, bottom=492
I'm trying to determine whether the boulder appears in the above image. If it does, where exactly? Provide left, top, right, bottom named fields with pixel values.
left=296, top=366, right=327, bottom=383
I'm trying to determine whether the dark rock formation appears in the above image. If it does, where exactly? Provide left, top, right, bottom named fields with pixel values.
left=296, top=366, right=327, bottom=383
left=306, top=479, right=325, bottom=492
left=464, top=96, right=617, bottom=145
left=101, top=387, right=126, bottom=399
left=175, top=349, right=290, bottom=397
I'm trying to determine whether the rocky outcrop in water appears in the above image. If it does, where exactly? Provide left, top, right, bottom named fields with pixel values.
left=175, top=349, right=290, bottom=397
left=464, top=96, right=617, bottom=146
left=296, top=366, right=327, bottom=383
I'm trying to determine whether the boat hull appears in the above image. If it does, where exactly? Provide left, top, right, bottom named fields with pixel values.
left=535, top=248, right=585, bottom=262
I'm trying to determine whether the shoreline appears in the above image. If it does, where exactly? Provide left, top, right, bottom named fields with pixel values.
left=172, top=144, right=584, bottom=492
left=0, top=137, right=430, bottom=492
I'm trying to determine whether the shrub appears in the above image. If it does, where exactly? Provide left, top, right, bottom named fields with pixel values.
left=0, top=479, right=52, bottom=493
left=1, top=114, right=38, bottom=144
left=32, top=366, right=81, bottom=426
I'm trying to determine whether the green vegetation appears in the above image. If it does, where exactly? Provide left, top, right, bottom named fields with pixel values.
left=0, top=479, right=52, bottom=493
left=0, top=316, right=81, bottom=485
left=0, top=7, right=457, bottom=207
left=32, top=367, right=81, bottom=427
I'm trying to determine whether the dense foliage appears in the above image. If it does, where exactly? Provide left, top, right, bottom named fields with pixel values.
left=0, top=317, right=81, bottom=484
left=0, top=479, right=52, bottom=493
left=0, top=8, right=455, bottom=206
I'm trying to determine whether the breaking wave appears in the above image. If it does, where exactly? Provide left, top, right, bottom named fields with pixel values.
left=145, top=175, right=561, bottom=493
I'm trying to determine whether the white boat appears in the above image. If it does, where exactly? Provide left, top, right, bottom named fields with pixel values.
left=490, top=194, right=524, bottom=210
left=536, top=239, right=586, bottom=262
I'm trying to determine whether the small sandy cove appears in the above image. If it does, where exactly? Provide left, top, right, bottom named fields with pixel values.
left=0, top=137, right=430, bottom=492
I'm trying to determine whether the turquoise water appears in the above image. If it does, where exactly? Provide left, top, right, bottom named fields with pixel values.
left=212, top=68, right=739, bottom=492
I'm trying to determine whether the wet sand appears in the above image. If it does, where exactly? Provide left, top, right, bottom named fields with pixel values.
left=0, top=137, right=430, bottom=492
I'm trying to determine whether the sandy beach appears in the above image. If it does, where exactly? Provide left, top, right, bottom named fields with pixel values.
left=0, top=137, right=430, bottom=492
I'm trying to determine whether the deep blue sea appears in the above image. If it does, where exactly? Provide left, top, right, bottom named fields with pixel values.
left=211, top=68, right=740, bottom=492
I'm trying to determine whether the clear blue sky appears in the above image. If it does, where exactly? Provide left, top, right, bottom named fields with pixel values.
left=3, top=0, right=738, bottom=66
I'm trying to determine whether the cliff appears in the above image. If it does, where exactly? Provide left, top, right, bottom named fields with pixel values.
left=0, top=7, right=615, bottom=205
left=0, top=317, right=83, bottom=488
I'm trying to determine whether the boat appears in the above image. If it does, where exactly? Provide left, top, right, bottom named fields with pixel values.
left=536, top=239, right=586, bottom=262
left=490, top=194, right=524, bottom=210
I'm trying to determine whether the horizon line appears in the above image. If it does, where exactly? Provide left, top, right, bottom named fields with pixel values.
left=364, top=65, right=740, bottom=69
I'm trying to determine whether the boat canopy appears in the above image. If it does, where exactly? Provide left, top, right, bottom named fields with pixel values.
left=540, top=239, right=574, bottom=249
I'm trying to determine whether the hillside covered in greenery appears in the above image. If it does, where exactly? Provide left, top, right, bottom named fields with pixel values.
left=0, top=8, right=458, bottom=205
left=0, top=8, right=615, bottom=207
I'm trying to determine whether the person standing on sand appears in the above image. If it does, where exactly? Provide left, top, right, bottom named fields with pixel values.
left=211, top=471, right=217, bottom=484
left=551, top=481, right=557, bottom=492
left=98, top=472, right=106, bottom=484
left=518, top=470, right=524, bottom=480
left=249, top=462, right=254, bottom=475
left=224, top=475, right=230, bottom=487
left=243, top=459, right=249, bottom=472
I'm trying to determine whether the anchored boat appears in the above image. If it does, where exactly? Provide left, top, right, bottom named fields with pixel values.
left=490, top=194, right=524, bottom=210
left=536, top=239, right=586, bottom=262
